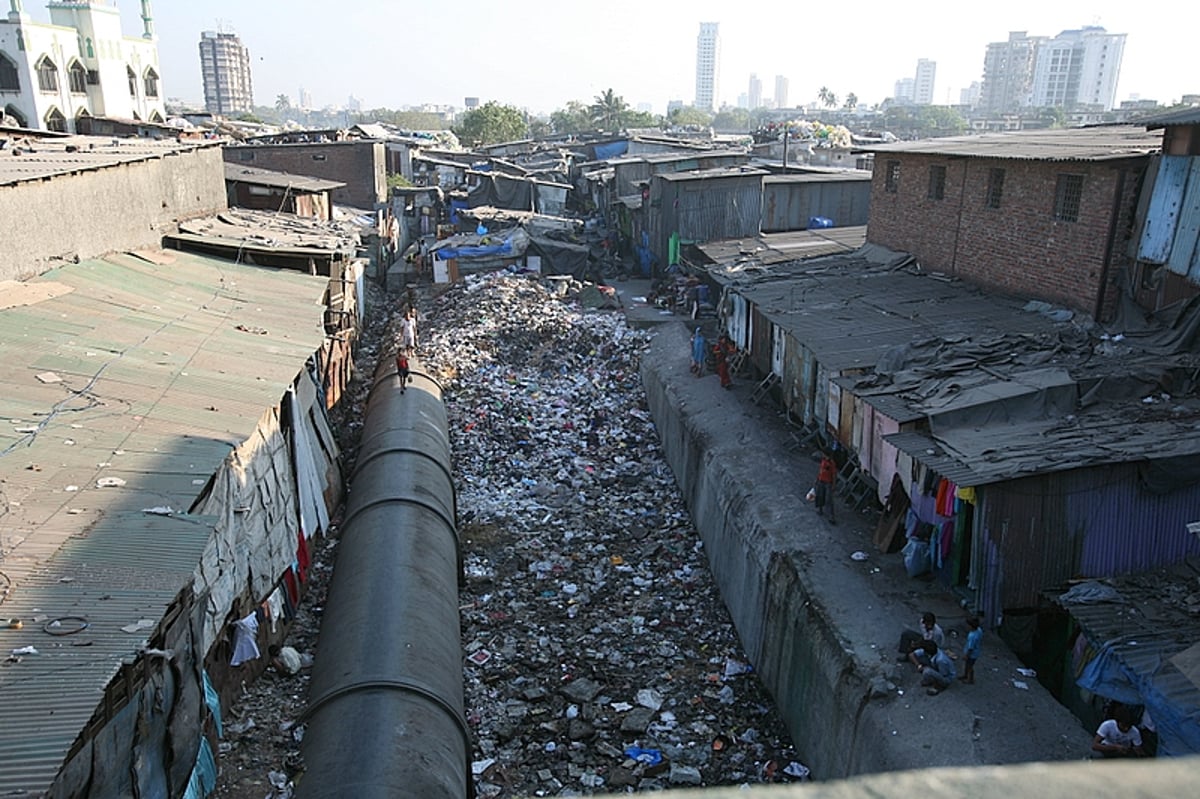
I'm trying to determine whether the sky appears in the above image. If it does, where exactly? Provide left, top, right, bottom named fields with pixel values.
left=81, top=0, right=1196, bottom=114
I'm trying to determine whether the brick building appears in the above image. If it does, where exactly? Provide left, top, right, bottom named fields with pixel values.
left=223, top=139, right=387, bottom=210
left=862, top=127, right=1161, bottom=320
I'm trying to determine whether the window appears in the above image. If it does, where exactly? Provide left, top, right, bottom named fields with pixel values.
left=4, top=103, right=27, bottom=127
left=1053, top=174, right=1084, bottom=222
left=44, top=106, right=66, bottom=132
left=885, top=160, right=900, bottom=193
left=127, top=66, right=136, bottom=97
left=36, top=57, right=58, bottom=92
left=68, top=61, right=87, bottom=94
left=985, top=168, right=1005, bottom=209
left=927, top=165, right=946, bottom=200
left=143, top=68, right=159, bottom=99
left=0, top=54, right=18, bottom=91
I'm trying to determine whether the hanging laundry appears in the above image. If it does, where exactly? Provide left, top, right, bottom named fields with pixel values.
left=230, top=613, right=260, bottom=667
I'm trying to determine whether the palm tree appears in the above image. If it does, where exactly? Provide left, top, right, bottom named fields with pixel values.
left=844, top=92, right=858, bottom=110
left=590, top=88, right=629, bottom=133
left=275, top=94, right=291, bottom=112
left=818, top=86, right=833, bottom=108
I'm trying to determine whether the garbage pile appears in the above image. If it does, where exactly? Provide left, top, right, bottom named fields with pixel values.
left=421, top=273, right=803, bottom=796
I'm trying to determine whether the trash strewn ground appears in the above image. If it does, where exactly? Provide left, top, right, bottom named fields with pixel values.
left=422, top=274, right=801, bottom=796
left=212, top=273, right=802, bottom=797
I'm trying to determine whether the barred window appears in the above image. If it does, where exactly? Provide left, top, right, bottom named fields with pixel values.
left=143, top=68, right=159, bottom=99
left=985, top=168, right=1005, bottom=209
left=1053, top=174, right=1084, bottom=222
left=0, top=54, right=19, bottom=91
left=68, top=61, right=87, bottom=94
left=885, top=160, right=900, bottom=193
left=36, top=57, right=58, bottom=92
left=928, top=165, right=946, bottom=200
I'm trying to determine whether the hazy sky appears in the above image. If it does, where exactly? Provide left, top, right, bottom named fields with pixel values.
left=87, top=0, right=1195, bottom=113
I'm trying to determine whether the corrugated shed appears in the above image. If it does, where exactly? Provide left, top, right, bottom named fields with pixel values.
left=0, top=249, right=329, bottom=794
left=761, top=173, right=872, bottom=232
left=1051, top=562, right=1200, bottom=756
left=976, top=464, right=1200, bottom=612
left=859, top=126, right=1161, bottom=162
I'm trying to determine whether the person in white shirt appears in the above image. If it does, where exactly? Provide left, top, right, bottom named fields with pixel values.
left=1092, top=710, right=1145, bottom=758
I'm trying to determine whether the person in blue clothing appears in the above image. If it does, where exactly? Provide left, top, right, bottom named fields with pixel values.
left=689, top=327, right=707, bottom=376
left=961, top=616, right=982, bottom=684
left=916, top=638, right=956, bottom=695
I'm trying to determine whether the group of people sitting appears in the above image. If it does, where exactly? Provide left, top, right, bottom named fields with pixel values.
left=897, top=612, right=981, bottom=696
left=897, top=612, right=1155, bottom=758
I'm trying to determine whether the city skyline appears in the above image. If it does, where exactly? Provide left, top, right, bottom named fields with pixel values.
left=79, top=0, right=1195, bottom=114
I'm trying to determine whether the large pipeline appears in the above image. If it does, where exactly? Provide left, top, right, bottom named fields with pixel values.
left=298, top=354, right=470, bottom=799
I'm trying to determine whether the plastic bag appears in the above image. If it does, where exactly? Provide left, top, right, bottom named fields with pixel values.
left=805, top=487, right=816, bottom=502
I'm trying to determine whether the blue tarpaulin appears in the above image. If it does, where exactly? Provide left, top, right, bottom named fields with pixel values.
left=1077, top=641, right=1200, bottom=756
left=434, top=235, right=516, bottom=260
left=593, top=141, right=629, bottom=160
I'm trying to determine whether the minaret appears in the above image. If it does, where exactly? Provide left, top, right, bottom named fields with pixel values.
left=140, top=0, right=155, bottom=39
left=8, top=1, right=27, bottom=23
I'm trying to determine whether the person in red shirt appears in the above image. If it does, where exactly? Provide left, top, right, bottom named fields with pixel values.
left=815, top=450, right=838, bottom=523
left=396, top=351, right=410, bottom=394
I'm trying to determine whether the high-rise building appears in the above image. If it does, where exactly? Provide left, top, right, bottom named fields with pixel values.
left=0, top=0, right=165, bottom=132
left=1029, top=26, right=1125, bottom=110
left=980, top=28, right=1124, bottom=113
left=914, top=59, right=936, bottom=105
left=199, top=30, right=253, bottom=116
left=959, top=81, right=982, bottom=108
left=694, top=22, right=720, bottom=111
left=298, top=87, right=312, bottom=111
left=893, top=78, right=915, bottom=104
left=748, top=73, right=762, bottom=110
left=774, top=75, right=789, bottom=110
left=980, top=31, right=1044, bottom=113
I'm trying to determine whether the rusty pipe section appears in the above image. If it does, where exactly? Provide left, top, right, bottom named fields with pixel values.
left=299, top=355, right=469, bottom=799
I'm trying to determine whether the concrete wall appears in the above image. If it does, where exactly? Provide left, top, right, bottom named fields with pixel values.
left=0, top=146, right=226, bottom=280
left=640, top=325, right=1091, bottom=778
left=866, top=152, right=1145, bottom=320
left=223, top=141, right=387, bottom=210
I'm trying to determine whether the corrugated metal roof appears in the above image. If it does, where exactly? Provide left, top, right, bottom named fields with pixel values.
left=763, top=171, right=873, bottom=184
left=657, top=166, right=768, bottom=181
left=0, top=134, right=221, bottom=187
left=1050, top=562, right=1200, bottom=754
left=224, top=163, right=346, bottom=192
left=859, top=126, right=1161, bottom=162
left=0, top=249, right=329, bottom=794
left=1140, top=107, right=1200, bottom=130
left=172, top=208, right=360, bottom=255
left=694, top=227, right=867, bottom=266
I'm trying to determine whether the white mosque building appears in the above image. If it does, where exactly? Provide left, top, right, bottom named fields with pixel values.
left=0, top=0, right=165, bottom=132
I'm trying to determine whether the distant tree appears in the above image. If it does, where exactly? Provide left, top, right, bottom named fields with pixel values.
left=818, top=87, right=838, bottom=109
left=452, top=101, right=529, bottom=146
left=621, top=109, right=660, bottom=129
left=915, top=105, right=966, bottom=136
left=275, top=94, right=291, bottom=112
left=392, top=111, right=449, bottom=130
left=668, top=105, right=713, bottom=127
left=712, top=106, right=753, bottom=131
left=590, top=88, right=630, bottom=132
left=844, top=93, right=858, bottom=111
left=1037, top=106, right=1066, bottom=129
left=235, top=112, right=264, bottom=124
left=528, top=117, right=553, bottom=138
left=550, top=100, right=594, bottom=134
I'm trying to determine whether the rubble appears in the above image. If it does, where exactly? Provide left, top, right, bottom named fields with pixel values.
left=213, top=273, right=800, bottom=797
left=421, top=273, right=800, bottom=796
